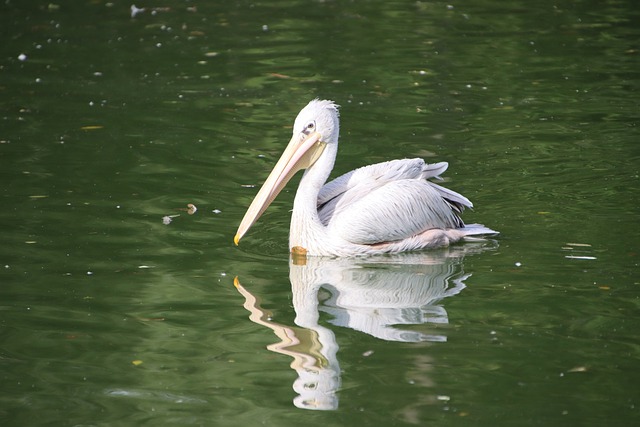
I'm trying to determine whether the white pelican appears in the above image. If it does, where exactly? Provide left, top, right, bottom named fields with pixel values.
left=235, top=99, right=497, bottom=257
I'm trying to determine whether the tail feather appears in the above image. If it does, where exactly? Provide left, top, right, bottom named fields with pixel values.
left=421, top=161, right=449, bottom=180
left=460, top=223, right=499, bottom=237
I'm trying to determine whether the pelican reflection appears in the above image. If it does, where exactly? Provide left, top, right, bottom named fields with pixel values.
left=234, top=244, right=494, bottom=410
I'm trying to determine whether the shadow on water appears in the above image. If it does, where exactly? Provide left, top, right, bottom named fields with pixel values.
left=234, top=242, right=497, bottom=411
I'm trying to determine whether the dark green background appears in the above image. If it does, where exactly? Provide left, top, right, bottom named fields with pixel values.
left=1, top=0, right=638, bottom=425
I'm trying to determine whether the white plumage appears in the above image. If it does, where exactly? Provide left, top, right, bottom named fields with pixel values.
left=235, top=99, right=497, bottom=256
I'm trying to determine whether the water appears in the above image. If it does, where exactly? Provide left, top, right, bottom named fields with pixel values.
left=1, top=0, right=639, bottom=425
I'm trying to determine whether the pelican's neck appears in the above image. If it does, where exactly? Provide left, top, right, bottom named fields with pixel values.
left=289, top=143, right=337, bottom=253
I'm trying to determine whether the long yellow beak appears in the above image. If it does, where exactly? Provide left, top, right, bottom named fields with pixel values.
left=234, top=131, right=325, bottom=245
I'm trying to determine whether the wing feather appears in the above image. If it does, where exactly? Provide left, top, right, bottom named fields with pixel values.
left=318, top=158, right=426, bottom=205
left=318, top=158, right=473, bottom=225
left=327, top=180, right=463, bottom=245
left=318, top=159, right=440, bottom=225
left=316, top=158, right=471, bottom=246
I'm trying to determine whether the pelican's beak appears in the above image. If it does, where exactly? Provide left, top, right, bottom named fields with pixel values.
left=234, top=131, right=325, bottom=245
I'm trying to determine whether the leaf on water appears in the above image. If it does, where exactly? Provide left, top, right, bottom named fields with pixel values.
left=80, top=125, right=104, bottom=130
left=414, top=149, right=437, bottom=158
left=175, top=204, right=197, bottom=215
left=29, top=195, right=48, bottom=199
left=567, top=366, right=588, bottom=373
left=269, top=73, right=291, bottom=79
left=132, top=360, right=143, bottom=366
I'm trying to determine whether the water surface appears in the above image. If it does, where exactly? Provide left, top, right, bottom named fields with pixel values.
left=1, top=0, right=639, bottom=426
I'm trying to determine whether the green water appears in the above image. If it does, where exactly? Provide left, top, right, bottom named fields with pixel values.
left=1, top=0, right=639, bottom=426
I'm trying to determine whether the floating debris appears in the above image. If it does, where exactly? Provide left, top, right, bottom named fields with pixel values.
left=563, top=242, right=595, bottom=260
left=269, top=73, right=291, bottom=79
left=175, top=204, right=198, bottom=215
left=131, top=4, right=145, bottom=18
left=162, top=214, right=180, bottom=225
left=130, top=4, right=171, bottom=18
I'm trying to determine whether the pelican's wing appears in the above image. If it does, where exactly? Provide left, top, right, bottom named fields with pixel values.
left=318, top=159, right=472, bottom=224
left=317, top=159, right=472, bottom=245
left=319, top=159, right=442, bottom=206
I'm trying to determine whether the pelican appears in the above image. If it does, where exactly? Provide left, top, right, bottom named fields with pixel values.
left=234, top=99, right=497, bottom=257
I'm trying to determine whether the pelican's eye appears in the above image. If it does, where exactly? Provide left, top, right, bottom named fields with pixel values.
left=303, top=121, right=316, bottom=135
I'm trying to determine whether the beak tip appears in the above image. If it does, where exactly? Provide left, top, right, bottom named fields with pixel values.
left=233, top=234, right=240, bottom=246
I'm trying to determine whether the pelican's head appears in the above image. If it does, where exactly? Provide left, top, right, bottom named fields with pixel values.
left=293, top=99, right=340, bottom=146
left=234, top=99, right=340, bottom=245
